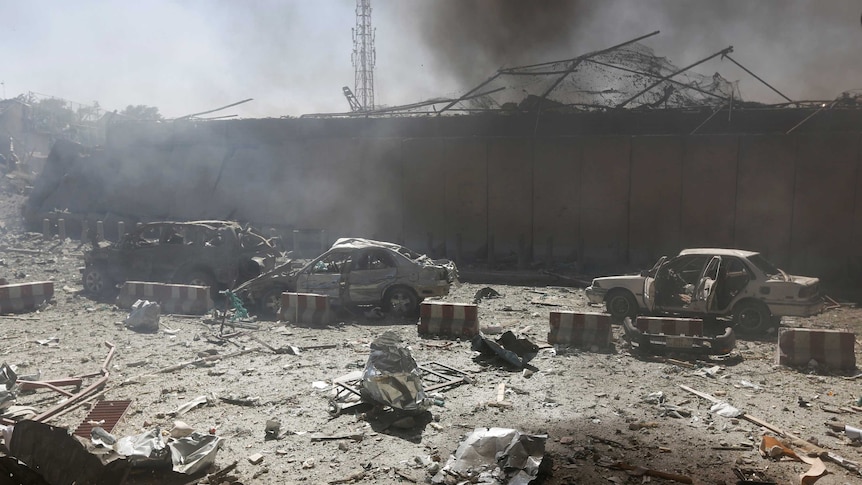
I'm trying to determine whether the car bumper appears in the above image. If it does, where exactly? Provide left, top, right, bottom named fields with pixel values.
left=767, top=299, right=825, bottom=318
left=585, top=286, right=607, bottom=304
left=623, top=317, right=736, bottom=355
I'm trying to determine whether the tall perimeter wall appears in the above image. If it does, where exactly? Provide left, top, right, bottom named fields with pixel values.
left=26, top=114, right=862, bottom=281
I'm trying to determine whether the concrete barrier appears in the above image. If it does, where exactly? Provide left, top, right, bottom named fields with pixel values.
left=116, top=281, right=213, bottom=315
left=0, top=281, right=54, bottom=314
left=418, top=301, right=479, bottom=339
left=548, top=311, right=612, bottom=349
left=777, top=328, right=856, bottom=371
left=281, top=292, right=331, bottom=325
left=635, top=316, right=704, bottom=336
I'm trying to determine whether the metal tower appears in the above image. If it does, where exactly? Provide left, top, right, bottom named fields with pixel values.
left=352, top=0, right=376, bottom=110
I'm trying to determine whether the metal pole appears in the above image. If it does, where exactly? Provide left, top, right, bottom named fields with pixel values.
left=437, top=72, right=502, bottom=115
left=616, top=47, right=734, bottom=109
left=724, top=54, right=794, bottom=104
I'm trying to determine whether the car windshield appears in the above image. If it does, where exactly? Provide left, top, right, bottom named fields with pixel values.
left=747, top=253, right=781, bottom=277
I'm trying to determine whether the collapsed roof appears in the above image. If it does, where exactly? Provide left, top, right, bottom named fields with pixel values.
left=311, top=30, right=859, bottom=118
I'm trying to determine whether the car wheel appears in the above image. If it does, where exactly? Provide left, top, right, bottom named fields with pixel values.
left=82, top=266, right=113, bottom=296
left=733, top=301, right=772, bottom=335
left=606, top=290, right=637, bottom=322
left=384, top=286, right=418, bottom=316
left=259, top=288, right=286, bottom=318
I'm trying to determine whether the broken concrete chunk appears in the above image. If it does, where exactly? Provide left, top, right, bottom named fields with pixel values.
left=247, top=453, right=264, bottom=465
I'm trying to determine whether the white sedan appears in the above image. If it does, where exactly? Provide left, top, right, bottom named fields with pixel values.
left=585, top=248, right=823, bottom=335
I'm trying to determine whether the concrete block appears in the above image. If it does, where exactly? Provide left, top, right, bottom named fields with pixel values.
left=117, top=282, right=213, bottom=315
left=548, top=311, right=612, bottom=349
left=418, top=301, right=479, bottom=339
left=281, top=292, right=331, bottom=325
left=0, top=281, right=54, bottom=314
left=635, top=316, right=704, bottom=336
left=777, top=328, right=856, bottom=371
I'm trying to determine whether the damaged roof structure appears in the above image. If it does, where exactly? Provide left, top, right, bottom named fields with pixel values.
left=306, top=31, right=860, bottom=121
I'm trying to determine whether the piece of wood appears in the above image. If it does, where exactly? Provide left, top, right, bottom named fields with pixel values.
left=613, top=462, right=692, bottom=484
left=309, top=431, right=364, bottom=442
left=496, top=382, right=506, bottom=402
left=327, top=470, right=366, bottom=484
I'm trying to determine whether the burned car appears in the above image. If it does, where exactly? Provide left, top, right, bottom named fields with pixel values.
left=235, top=238, right=458, bottom=317
left=82, top=221, right=281, bottom=296
left=585, top=248, right=824, bottom=334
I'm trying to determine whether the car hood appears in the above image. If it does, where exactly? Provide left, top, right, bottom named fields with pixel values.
left=593, top=274, right=645, bottom=284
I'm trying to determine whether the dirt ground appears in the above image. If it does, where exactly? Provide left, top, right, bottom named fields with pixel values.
left=2, top=183, right=862, bottom=485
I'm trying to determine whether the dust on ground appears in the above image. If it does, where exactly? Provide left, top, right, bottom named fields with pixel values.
left=1, top=185, right=862, bottom=484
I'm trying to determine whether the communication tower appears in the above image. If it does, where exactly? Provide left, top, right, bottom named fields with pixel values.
left=352, top=0, right=376, bottom=110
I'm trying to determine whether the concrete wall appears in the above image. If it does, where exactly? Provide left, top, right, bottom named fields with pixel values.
left=32, top=119, right=862, bottom=281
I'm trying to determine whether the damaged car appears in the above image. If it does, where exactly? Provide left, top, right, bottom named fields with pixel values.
left=81, top=221, right=281, bottom=296
left=585, top=248, right=824, bottom=334
left=235, top=237, right=458, bottom=317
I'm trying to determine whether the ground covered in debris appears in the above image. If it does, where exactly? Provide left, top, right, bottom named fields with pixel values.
left=2, top=200, right=862, bottom=483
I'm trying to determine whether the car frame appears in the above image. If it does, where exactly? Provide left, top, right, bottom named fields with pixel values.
left=81, top=220, right=280, bottom=297
left=235, top=237, right=458, bottom=318
left=585, top=248, right=824, bottom=334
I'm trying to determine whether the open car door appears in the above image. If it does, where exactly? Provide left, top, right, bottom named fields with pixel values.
left=692, top=255, right=721, bottom=313
left=642, top=256, right=667, bottom=313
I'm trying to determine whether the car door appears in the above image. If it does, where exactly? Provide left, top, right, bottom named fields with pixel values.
left=690, top=255, right=721, bottom=313
left=117, top=224, right=162, bottom=281
left=344, top=248, right=398, bottom=304
left=642, top=256, right=667, bottom=313
left=295, top=249, right=352, bottom=300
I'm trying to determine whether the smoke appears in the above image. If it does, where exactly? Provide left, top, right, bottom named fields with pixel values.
left=406, top=0, right=862, bottom=103
left=411, top=1, right=595, bottom=87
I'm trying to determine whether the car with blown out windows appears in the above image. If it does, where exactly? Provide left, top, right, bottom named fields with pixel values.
left=585, top=248, right=824, bottom=335
left=234, top=237, right=458, bottom=318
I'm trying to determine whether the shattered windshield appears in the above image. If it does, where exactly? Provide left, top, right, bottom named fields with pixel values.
left=747, top=254, right=781, bottom=277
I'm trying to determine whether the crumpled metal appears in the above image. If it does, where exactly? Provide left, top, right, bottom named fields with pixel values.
left=360, top=331, right=428, bottom=413
left=114, top=428, right=222, bottom=474
left=433, top=427, right=547, bottom=485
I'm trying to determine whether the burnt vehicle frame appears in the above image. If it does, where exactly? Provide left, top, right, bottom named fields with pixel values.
left=81, top=221, right=280, bottom=297
left=235, top=238, right=457, bottom=318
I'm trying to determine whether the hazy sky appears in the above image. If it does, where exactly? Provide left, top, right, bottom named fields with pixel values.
left=2, top=0, right=860, bottom=118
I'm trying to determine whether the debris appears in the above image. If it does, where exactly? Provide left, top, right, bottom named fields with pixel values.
left=35, top=337, right=59, bottom=346
left=432, top=427, right=547, bottom=484
left=710, top=401, right=742, bottom=418
left=264, top=418, right=280, bottom=440
left=471, top=331, right=538, bottom=369
left=473, top=286, right=501, bottom=303
left=328, top=469, right=366, bottom=484
left=759, top=436, right=828, bottom=485
left=359, top=331, right=429, bottom=413
left=124, top=299, right=160, bottom=333
left=170, top=420, right=194, bottom=439
left=309, top=431, right=365, bottom=442
left=170, top=395, right=210, bottom=417
left=609, top=462, right=693, bottom=484
left=247, top=453, right=264, bottom=465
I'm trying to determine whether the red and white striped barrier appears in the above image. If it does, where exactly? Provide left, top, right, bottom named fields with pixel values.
left=635, top=316, right=704, bottom=336
left=419, top=301, right=479, bottom=339
left=0, top=281, right=54, bottom=314
left=281, top=292, right=331, bottom=325
left=777, top=328, right=856, bottom=371
left=117, top=282, right=213, bottom=314
left=548, top=311, right=612, bottom=349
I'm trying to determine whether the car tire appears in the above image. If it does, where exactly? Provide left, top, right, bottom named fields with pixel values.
left=82, top=266, right=113, bottom=297
left=384, top=286, right=418, bottom=316
left=606, top=290, right=638, bottom=322
left=259, top=287, right=287, bottom=319
left=733, top=301, right=772, bottom=335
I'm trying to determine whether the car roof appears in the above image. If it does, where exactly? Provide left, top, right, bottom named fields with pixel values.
left=678, top=248, right=758, bottom=258
left=330, top=237, right=405, bottom=252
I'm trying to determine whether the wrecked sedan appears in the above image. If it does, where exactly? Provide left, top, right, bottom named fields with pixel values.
left=235, top=237, right=458, bottom=317
left=82, top=221, right=280, bottom=296
left=585, top=248, right=824, bottom=334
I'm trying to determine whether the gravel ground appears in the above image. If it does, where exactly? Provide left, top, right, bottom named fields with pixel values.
left=1, top=182, right=862, bottom=485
